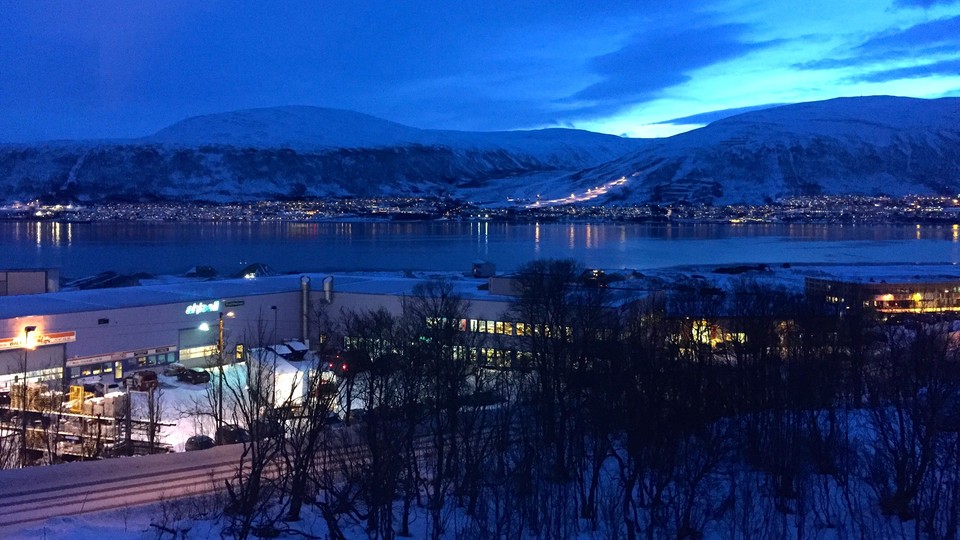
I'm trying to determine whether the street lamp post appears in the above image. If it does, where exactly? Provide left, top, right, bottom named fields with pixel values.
left=215, top=311, right=234, bottom=433
left=20, top=325, right=36, bottom=467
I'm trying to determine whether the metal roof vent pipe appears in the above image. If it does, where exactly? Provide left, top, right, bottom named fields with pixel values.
left=300, top=276, right=311, bottom=346
left=322, top=275, right=334, bottom=304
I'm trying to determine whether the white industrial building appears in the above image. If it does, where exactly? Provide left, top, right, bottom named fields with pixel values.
left=0, top=273, right=519, bottom=391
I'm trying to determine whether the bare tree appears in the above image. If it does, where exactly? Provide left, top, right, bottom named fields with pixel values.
left=219, top=320, right=290, bottom=539
left=277, top=326, right=337, bottom=522
left=401, top=278, right=473, bottom=540
left=864, top=320, right=960, bottom=522
left=333, top=307, right=408, bottom=539
left=144, top=385, right=164, bottom=454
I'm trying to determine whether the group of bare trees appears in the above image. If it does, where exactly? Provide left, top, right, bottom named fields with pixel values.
left=202, top=259, right=960, bottom=540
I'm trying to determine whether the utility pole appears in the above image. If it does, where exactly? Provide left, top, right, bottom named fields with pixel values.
left=217, top=311, right=224, bottom=432
left=20, top=325, right=36, bottom=468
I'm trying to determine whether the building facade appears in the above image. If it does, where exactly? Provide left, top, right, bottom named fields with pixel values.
left=805, top=276, right=960, bottom=313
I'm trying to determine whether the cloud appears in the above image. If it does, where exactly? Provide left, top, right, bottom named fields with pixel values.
left=653, top=103, right=789, bottom=125
left=9, top=0, right=953, bottom=141
left=793, top=14, right=960, bottom=75
left=893, top=0, right=960, bottom=7
left=858, top=14, right=960, bottom=52
left=853, top=58, right=960, bottom=82
left=557, top=22, right=762, bottom=122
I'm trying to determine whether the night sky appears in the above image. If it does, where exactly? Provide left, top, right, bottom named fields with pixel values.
left=2, top=0, right=959, bottom=142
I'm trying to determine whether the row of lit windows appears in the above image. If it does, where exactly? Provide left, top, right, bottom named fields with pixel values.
left=340, top=336, right=529, bottom=370
left=342, top=337, right=392, bottom=352
left=452, top=345, right=532, bottom=369
left=136, top=352, right=177, bottom=367
left=427, top=317, right=578, bottom=338
left=0, top=367, right=63, bottom=392
left=466, top=319, right=514, bottom=335
left=68, top=352, right=177, bottom=380
left=71, top=362, right=116, bottom=379
left=179, top=345, right=216, bottom=362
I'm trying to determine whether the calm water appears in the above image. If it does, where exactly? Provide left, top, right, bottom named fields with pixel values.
left=2, top=220, right=960, bottom=279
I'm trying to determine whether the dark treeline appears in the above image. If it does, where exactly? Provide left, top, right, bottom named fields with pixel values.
left=218, top=259, right=960, bottom=540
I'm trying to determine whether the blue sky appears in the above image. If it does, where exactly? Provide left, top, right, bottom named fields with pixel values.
left=1, top=0, right=959, bottom=142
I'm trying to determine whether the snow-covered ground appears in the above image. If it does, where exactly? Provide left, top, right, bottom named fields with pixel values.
left=6, top=263, right=960, bottom=538
left=3, top=408, right=938, bottom=540
left=7, top=492, right=461, bottom=540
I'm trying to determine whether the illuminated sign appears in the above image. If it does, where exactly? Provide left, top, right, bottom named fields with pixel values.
left=0, top=330, right=76, bottom=350
left=185, top=300, right=220, bottom=315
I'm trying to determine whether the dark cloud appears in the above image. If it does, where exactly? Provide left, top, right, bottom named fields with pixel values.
left=567, top=23, right=759, bottom=115
left=0, top=0, right=696, bottom=139
left=893, top=0, right=960, bottom=7
left=794, top=15, right=960, bottom=75
left=853, top=58, right=960, bottom=82
left=653, top=103, right=788, bottom=125
left=6, top=0, right=935, bottom=141
left=858, top=14, right=960, bottom=52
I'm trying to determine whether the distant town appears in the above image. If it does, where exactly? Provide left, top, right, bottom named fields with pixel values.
left=3, top=194, right=960, bottom=224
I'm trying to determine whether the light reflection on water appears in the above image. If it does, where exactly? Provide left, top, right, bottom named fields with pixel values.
left=1, top=221, right=959, bottom=278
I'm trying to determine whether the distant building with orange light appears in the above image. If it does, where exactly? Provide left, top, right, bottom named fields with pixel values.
left=805, top=276, right=960, bottom=313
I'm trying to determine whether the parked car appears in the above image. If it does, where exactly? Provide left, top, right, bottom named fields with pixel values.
left=163, top=363, right=186, bottom=377
left=185, top=434, right=216, bottom=451
left=215, top=424, right=250, bottom=445
left=127, top=370, right=158, bottom=391
left=251, top=409, right=287, bottom=439
left=177, top=368, right=211, bottom=384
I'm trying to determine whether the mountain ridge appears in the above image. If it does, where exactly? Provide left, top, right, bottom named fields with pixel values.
left=564, top=96, right=960, bottom=205
left=0, top=106, right=644, bottom=202
left=1, top=96, right=958, bottom=205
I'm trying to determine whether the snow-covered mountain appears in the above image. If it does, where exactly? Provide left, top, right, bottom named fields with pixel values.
left=2, top=97, right=958, bottom=205
left=0, top=107, right=643, bottom=202
left=569, top=96, right=960, bottom=205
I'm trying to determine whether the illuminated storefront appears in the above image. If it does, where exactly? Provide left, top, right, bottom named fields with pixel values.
left=0, top=276, right=308, bottom=387
left=0, top=330, right=75, bottom=391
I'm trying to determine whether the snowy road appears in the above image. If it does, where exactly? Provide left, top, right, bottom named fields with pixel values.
left=0, top=445, right=244, bottom=535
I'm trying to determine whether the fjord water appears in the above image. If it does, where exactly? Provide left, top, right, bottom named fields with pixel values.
left=2, top=220, right=960, bottom=279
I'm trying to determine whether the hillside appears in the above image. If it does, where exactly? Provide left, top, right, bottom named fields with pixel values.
left=2, top=97, right=959, bottom=205
left=0, top=107, right=643, bottom=203
left=566, top=96, right=960, bottom=205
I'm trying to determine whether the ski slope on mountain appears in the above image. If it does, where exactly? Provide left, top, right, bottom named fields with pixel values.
left=566, top=96, right=960, bottom=205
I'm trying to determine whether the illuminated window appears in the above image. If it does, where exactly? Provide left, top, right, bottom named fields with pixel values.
left=180, top=345, right=216, bottom=362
